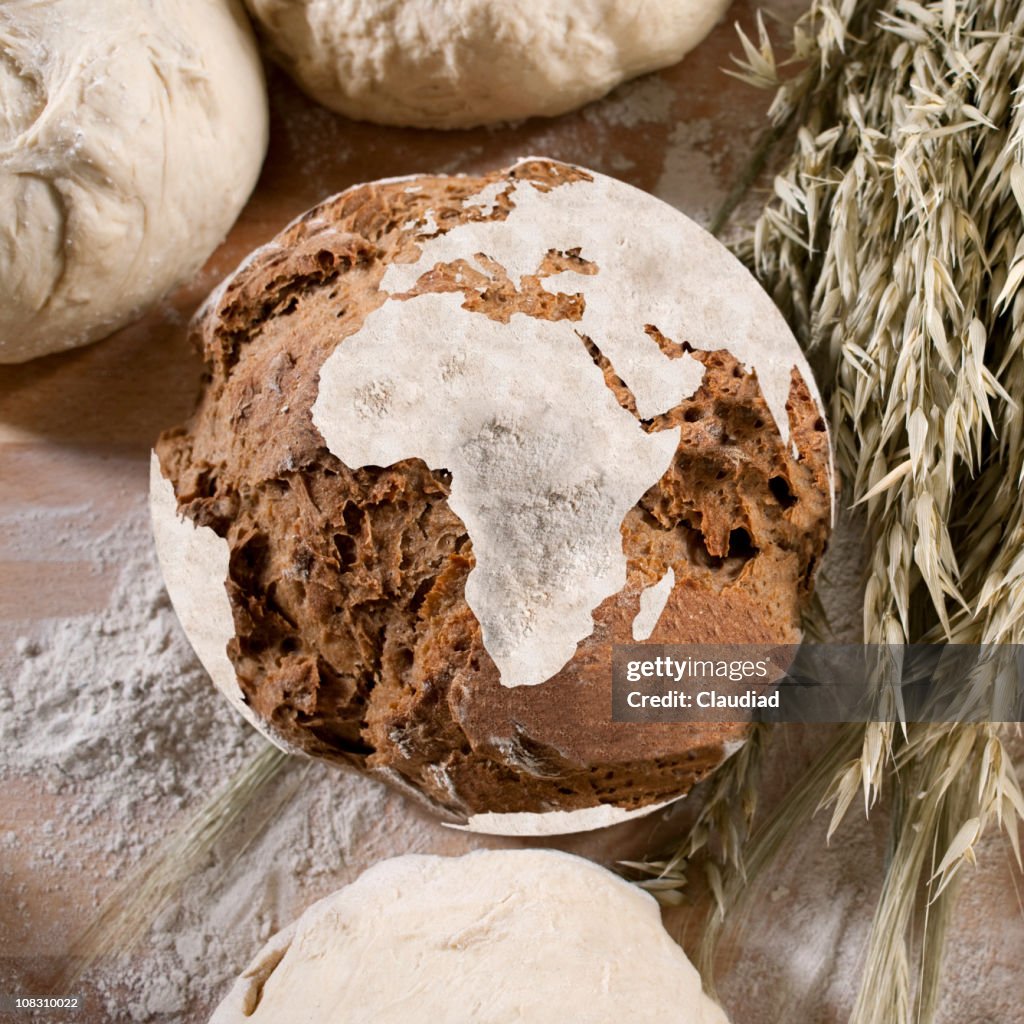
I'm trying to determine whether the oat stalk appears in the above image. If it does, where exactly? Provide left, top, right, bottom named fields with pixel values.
left=622, top=724, right=768, bottom=902
left=640, top=2, right=1024, bottom=1020
left=60, top=743, right=293, bottom=989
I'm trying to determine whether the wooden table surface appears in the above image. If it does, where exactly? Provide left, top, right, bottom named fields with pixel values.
left=1, top=2, right=1021, bottom=1021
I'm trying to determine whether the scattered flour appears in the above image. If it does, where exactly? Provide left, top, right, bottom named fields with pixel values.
left=1, top=513, right=255, bottom=819
left=0, top=500, right=445, bottom=1020
left=655, top=119, right=724, bottom=226
left=580, top=75, right=677, bottom=128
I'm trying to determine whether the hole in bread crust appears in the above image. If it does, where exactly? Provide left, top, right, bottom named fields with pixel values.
left=727, top=528, right=757, bottom=560
left=334, top=533, right=356, bottom=573
left=342, top=502, right=363, bottom=534
left=677, top=522, right=758, bottom=580
left=769, top=475, right=797, bottom=509
left=409, top=577, right=436, bottom=615
left=683, top=526, right=723, bottom=570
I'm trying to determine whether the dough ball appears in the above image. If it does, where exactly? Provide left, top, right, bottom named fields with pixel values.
left=0, top=0, right=268, bottom=363
left=209, top=849, right=731, bottom=1024
left=152, top=158, right=833, bottom=834
left=243, top=0, right=733, bottom=128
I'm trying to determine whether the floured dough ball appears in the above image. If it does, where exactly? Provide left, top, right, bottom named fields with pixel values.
left=0, top=0, right=268, bottom=363
left=209, top=849, right=731, bottom=1024
left=242, top=0, right=733, bottom=128
left=152, top=158, right=832, bottom=834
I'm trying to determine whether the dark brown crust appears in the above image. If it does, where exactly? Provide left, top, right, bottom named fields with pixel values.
left=156, top=160, right=832, bottom=819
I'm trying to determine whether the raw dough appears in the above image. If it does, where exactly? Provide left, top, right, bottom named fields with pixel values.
left=209, top=849, right=731, bottom=1023
left=0, top=0, right=268, bottom=363
left=243, top=0, right=733, bottom=128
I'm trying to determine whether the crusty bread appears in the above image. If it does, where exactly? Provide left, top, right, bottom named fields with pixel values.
left=154, top=158, right=832, bottom=833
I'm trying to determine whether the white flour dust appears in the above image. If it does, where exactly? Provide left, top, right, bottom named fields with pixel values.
left=655, top=118, right=724, bottom=226
left=0, top=500, right=439, bottom=1020
left=1, top=513, right=256, bottom=829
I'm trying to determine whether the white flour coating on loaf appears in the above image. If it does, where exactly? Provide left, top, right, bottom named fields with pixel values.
left=632, top=568, right=676, bottom=641
left=149, top=455, right=296, bottom=755
left=314, top=164, right=822, bottom=689
left=449, top=793, right=682, bottom=836
left=375, top=167, right=819, bottom=434
left=314, top=294, right=677, bottom=687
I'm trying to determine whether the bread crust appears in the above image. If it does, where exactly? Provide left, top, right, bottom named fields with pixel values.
left=156, top=160, right=832, bottom=823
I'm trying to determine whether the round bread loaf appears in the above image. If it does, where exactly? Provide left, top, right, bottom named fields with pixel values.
left=209, top=849, right=731, bottom=1024
left=242, top=0, right=733, bottom=128
left=152, top=158, right=832, bottom=834
left=0, top=0, right=267, bottom=363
